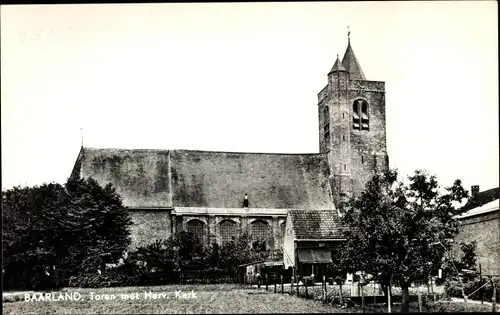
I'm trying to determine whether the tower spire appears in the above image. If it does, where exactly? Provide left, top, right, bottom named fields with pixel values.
left=341, top=26, right=366, bottom=80
left=347, top=25, right=351, bottom=45
left=329, top=53, right=347, bottom=74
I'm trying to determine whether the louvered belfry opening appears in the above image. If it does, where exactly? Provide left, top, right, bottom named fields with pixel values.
left=353, top=99, right=369, bottom=131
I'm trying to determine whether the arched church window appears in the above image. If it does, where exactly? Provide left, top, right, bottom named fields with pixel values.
left=361, top=101, right=369, bottom=130
left=323, top=106, right=330, bottom=142
left=353, top=99, right=369, bottom=131
left=353, top=100, right=360, bottom=129
left=251, top=220, right=269, bottom=242
left=187, top=219, right=204, bottom=243
left=220, top=220, right=237, bottom=246
left=251, top=220, right=269, bottom=251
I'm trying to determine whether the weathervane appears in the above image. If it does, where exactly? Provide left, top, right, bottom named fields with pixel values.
left=348, top=25, right=351, bottom=44
left=81, top=128, right=83, bottom=147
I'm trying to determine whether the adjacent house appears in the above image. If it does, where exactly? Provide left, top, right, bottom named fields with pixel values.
left=454, top=186, right=500, bottom=275
left=283, top=210, right=348, bottom=281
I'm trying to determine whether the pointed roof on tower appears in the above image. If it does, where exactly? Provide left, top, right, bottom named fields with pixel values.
left=341, top=30, right=366, bottom=80
left=329, top=54, right=347, bottom=74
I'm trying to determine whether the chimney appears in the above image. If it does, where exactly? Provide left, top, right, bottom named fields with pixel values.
left=471, top=185, right=480, bottom=198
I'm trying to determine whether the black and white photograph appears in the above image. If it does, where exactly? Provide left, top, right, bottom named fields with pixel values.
left=1, top=2, right=499, bottom=314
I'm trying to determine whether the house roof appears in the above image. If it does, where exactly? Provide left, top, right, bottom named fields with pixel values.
left=289, top=210, right=348, bottom=240
left=341, top=43, right=366, bottom=80
left=456, top=199, right=499, bottom=220
left=461, top=187, right=499, bottom=212
left=71, top=147, right=335, bottom=210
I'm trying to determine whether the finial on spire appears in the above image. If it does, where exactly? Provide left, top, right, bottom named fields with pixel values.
left=347, top=25, right=351, bottom=44
left=80, top=128, right=83, bottom=148
left=337, top=54, right=339, bottom=59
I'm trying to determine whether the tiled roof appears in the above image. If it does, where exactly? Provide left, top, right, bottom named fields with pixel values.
left=462, top=187, right=499, bottom=212
left=289, top=210, right=348, bottom=240
left=71, top=147, right=335, bottom=209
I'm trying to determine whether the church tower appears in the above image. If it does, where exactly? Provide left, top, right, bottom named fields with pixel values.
left=318, top=33, right=389, bottom=207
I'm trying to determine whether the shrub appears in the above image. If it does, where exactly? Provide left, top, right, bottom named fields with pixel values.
left=445, top=276, right=500, bottom=301
left=444, top=278, right=462, bottom=298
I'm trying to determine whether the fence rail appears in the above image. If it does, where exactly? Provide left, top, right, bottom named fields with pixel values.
left=242, top=273, right=499, bottom=312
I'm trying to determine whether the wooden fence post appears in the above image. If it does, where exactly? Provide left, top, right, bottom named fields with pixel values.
left=480, top=265, right=483, bottom=305
left=340, top=283, right=343, bottom=304
left=322, top=276, right=326, bottom=303
left=281, top=275, right=284, bottom=294
left=430, top=277, right=436, bottom=302
left=265, top=274, right=268, bottom=291
left=388, top=280, right=392, bottom=314
left=492, top=282, right=497, bottom=313
left=361, top=283, right=365, bottom=313
left=274, top=274, right=277, bottom=293
left=291, top=276, right=294, bottom=295
left=325, top=278, right=328, bottom=303
left=296, top=275, right=299, bottom=296
left=418, top=291, right=423, bottom=313
left=305, top=281, right=308, bottom=298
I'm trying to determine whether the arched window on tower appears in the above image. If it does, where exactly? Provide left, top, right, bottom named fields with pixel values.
left=353, top=99, right=369, bottom=131
left=251, top=220, right=269, bottom=251
left=187, top=219, right=205, bottom=244
left=353, top=100, right=360, bottom=129
left=361, top=101, right=369, bottom=130
left=220, top=220, right=237, bottom=246
left=323, top=106, right=330, bottom=142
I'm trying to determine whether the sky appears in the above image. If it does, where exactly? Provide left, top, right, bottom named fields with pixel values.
left=1, top=2, right=498, bottom=194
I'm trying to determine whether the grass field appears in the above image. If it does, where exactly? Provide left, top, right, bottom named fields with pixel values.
left=3, top=284, right=341, bottom=314
left=4, top=283, right=496, bottom=314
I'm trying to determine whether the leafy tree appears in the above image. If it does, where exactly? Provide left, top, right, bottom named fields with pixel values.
left=122, top=239, right=181, bottom=284
left=252, top=239, right=267, bottom=252
left=438, top=241, right=477, bottom=286
left=457, top=241, right=477, bottom=272
left=65, top=178, right=132, bottom=274
left=340, top=169, right=469, bottom=312
left=220, top=230, right=267, bottom=277
left=2, top=177, right=132, bottom=290
left=3, top=183, right=72, bottom=289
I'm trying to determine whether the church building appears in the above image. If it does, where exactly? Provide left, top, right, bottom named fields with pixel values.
left=69, top=35, right=389, bottom=253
